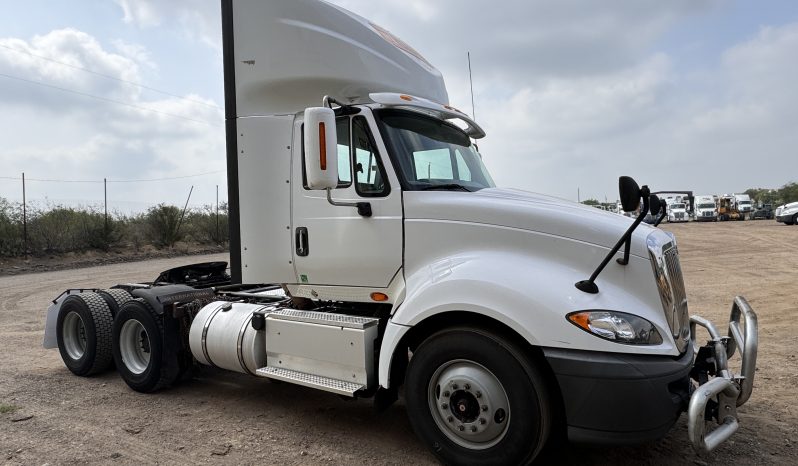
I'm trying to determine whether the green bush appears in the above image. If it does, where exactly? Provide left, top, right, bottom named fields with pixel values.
left=145, top=204, right=185, bottom=248
left=186, top=203, right=228, bottom=244
left=0, top=198, right=227, bottom=257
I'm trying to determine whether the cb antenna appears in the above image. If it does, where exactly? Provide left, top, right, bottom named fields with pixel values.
left=467, top=51, right=476, bottom=121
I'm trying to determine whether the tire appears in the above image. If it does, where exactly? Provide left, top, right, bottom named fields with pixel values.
left=56, top=292, right=114, bottom=376
left=112, top=298, right=178, bottom=392
left=405, top=328, right=550, bottom=465
left=793, top=214, right=798, bottom=226
left=97, top=288, right=132, bottom=316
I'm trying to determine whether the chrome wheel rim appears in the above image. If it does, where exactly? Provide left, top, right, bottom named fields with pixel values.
left=119, top=319, right=151, bottom=374
left=428, top=359, right=510, bottom=450
left=62, top=311, right=87, bottom=360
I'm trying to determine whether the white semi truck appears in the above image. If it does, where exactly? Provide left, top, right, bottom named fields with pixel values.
left=41, top=1, right=758, bottom=464
left=666, top=200, right=689, bottom=223
left=694, top=195, right=718, bottom=222
left=733, top=194, right=754, bottom=220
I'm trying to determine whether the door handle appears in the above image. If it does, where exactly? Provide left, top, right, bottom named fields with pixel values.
left=295, top=227, right=309, bottom=256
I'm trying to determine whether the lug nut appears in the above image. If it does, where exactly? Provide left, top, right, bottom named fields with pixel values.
left=464, top=383, right=471, bottom=390
left=443, top=391, right=450, bottom=397
left=441, top=403, right=448, bottom=410
left=481, top=405, right=488, bottom=412
left=470, top=425, right=478, bottom=432
left=458, top=425, right=465, bottom=432
left=452, top=383, right=459, bottom=390
left=447, top=416, right=454, bottom=423
left=479, top=418, right=486, bottom=425
left=476, top=391, right=482, bottom=398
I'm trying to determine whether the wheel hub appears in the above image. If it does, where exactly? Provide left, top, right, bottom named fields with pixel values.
left=62, top=311, right=87, bottom=360
left=119, top=319, right=151, bottom=375
left=428, top=360, right=511, bottom=450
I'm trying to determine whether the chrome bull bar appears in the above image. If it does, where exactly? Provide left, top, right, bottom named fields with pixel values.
left=687, top=296, right=758, bottom=453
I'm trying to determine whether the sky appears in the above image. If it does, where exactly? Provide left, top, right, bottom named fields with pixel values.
left=1, top=0, right=797, bottom=212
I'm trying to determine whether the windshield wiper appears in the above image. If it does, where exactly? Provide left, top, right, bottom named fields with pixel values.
left=420, top=183, right=472, bottom=192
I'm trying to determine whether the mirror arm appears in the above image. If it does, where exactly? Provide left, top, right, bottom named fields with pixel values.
left=575, top=186, right=650, bottom=294
left=326, top=188, right=372, bottom=217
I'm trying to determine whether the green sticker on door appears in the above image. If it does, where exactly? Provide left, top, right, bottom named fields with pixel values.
left=300, top=274, right=309, bottom=283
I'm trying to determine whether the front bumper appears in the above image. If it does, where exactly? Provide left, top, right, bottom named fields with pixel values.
left=543, top=342, right=692, bottom=446
left=776, top=214, right=794, bottom=223
left=544, top=297, right=758, bottom=452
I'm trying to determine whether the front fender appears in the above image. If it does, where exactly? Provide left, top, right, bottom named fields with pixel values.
left=394, top=221, right=678, bottom=356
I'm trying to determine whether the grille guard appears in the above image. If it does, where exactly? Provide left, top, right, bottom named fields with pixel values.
left=687, top=296, right=758, bottom=453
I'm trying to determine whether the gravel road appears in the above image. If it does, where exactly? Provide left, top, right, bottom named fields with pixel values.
left=1, top=221, right=796, bottom=465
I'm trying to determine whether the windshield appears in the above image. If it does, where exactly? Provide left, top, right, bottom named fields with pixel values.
left=698, top=203, right=715, bottom=209
left=670, top=204, right=685, bottom=209
left=376, top=109, right=495, bottom=191
left=740, top=201, right=752, bottom=205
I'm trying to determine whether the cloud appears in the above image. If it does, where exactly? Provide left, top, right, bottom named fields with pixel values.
left=0, top=28, right=225, bottom=210
left=112, top=0, right=222, bottom=51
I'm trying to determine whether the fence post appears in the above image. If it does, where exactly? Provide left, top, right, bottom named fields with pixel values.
left=22, top=172, right=27, bottom=254
left=216, top=184, right=219, bottom=243
left=104, top=177, right=108, bottom=235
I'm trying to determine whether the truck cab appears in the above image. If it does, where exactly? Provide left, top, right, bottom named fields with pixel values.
left=733, top=194, right=754, bottom=220
left=694, top=195, right=718, bottom=222
left=667, top=201, right=689, bottom=222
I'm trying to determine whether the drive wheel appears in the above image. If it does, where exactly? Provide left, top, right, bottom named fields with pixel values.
left=405, top=328, right=550, bottom=465
left=56, top=292, right=114, bottom=376
left=112, top=298, right=176, bottom=392
left=97, top=288, right=132, bottom=316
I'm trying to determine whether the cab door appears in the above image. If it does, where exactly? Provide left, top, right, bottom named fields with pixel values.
left=290, top=110, right=403, bottom=288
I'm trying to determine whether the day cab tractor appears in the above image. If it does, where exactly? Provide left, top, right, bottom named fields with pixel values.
left=41, top=1, right=759, bottom=464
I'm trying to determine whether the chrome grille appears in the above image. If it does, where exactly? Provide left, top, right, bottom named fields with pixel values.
left=648, top=237, right=690, bottom=353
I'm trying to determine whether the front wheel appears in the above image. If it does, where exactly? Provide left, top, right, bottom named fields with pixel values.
left=405, top=328, right=550, bottom=465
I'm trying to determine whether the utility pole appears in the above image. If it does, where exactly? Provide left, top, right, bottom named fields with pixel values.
left=216, top=184, right=220, bottom=243
left=22, top=172, right=27, bottom=254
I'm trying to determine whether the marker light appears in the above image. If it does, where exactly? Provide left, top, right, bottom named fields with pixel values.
left=399, top=94, right=413, bottom=101
left=567, top=310, right=662, bottom=345
left=318, top=122, right=327, bottom=170
left=370, top=292, right=389, bottom=302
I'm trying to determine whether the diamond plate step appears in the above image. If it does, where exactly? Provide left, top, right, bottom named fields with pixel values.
left=256, top=366, right=364, bottom=397
left=268, top=309, right=379, bottom=329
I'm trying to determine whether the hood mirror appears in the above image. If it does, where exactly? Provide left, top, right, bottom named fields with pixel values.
left=619, top=176, right=641, bottom=212
left=649, top=194, right=661, bottom=216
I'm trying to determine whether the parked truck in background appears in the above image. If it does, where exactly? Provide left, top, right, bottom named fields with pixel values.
left=40, top=1, right=759, bottom=464
left=775, top=202, right=798, bottom=224
left=733, top=194, right=754, bottom=220
left=694, top=195, right=718, bottom=222
left=667, top=200, right=689, bottom=222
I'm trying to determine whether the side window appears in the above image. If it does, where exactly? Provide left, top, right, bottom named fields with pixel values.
left=352, top=116, right=389, bottom=196
left=336, top=117, right=352, bottom=186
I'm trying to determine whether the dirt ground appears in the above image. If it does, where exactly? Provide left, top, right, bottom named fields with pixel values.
left=1, top=220, right=796, bottom=465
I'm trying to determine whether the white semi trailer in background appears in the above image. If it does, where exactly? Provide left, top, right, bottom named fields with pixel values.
left=667, top=200, right=689, bottom=222
left=41, top=1, right=759, bottom=464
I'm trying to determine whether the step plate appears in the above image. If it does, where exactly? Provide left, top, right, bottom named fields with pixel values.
left=269, top=309, right=378, bottom=329
left=256, top=366, right=364, bottom=397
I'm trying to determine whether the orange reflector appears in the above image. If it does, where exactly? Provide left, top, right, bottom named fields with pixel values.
left=370, top=292, right=389, bottom=302
left=318, top=122, right=327, bottom=170
left=568, top=312, right=591, bottom=331
left=399, top=94, right=413, bottom=101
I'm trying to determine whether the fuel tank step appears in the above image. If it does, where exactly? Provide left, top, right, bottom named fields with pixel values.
left=256, top=366, right=364, bottom=396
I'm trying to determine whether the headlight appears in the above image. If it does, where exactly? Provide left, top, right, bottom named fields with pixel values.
left=567, top=310, right=663, bottom=345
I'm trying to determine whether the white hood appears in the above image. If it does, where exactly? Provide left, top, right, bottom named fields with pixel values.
left=404, top=188, right=655, bottom=258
